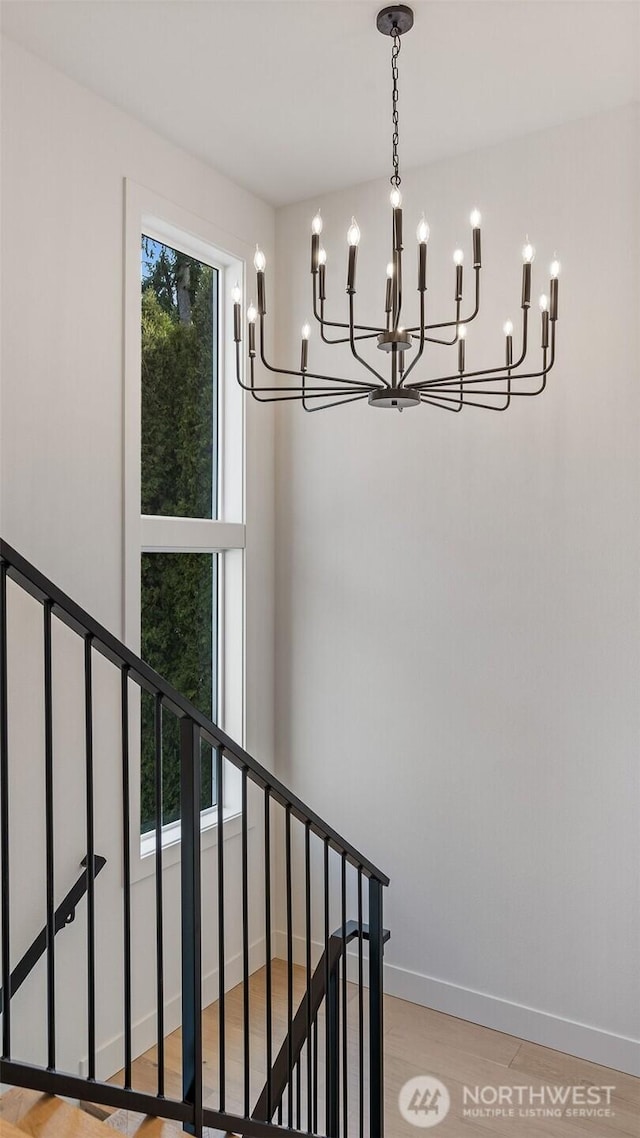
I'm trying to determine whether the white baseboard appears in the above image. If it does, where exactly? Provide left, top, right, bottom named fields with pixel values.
left=274, top=930, right=640, bottom=1078
left=382, top=958, right=640, bottom=1078
left=84, top=935, right=266, bottom=1082
left=87, top=931, right=639, bottom=1082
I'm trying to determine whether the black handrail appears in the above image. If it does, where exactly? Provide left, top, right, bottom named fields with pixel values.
left=0, top=855, right=106, bottom=1014
left=252, top=922, right=391, bottom=1127
left=0, top=539, right=387, bottom=884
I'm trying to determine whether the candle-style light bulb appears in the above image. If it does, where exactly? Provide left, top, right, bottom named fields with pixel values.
left=311, top=211, right=323, bottom=236
left=416, top=214, right=430, bottom=244
left=453, top=249, right=464, bottom=266
left=503, top=320, right=514, bottom=336
left=522, top=239, right=535, bottom=264
left=347, top=217, right=361, bottom=247
left=318, top=247, right=327, bottom=266
left=457, top=325, right=467, bottom=340
left=232, top=283, right=241, bottom=305
left=550, top=258, right=561, bottom=279
left=539, top=294, right=548, bottom=312
left=254, top=246, right=266, bottom=272
left=390, top=187, right=402, bottom=209
left=301, top=323, right=310, bottom=340
left=386, top=262, right=394, bottom=279
left=470, top=209, right=482, bottom=229
left=247, top=302, right=257, bottom=324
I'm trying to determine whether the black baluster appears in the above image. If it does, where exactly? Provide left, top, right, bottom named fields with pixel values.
left=242, top=767, right=250, bottom=1117
left=43, top=600, right=55, bottom=1070
left=312, top=1015, right=318, bottom=1134
left=1, top=561, right=11, bottom=1056
left=286, top=805, right=293, bottom=1125
left=296, top=1056, right=301, bottom=1129
left=324, top=839, right=330, bottom=1134
left=369, top=877, right=384, bottom=1138
left=341, top=855, right=348, bottom=1138
left=357, top=868, right=364, bottom=1138
left=121, top=666, right=132, bottom=1089
left=154, top=693, right=164, bottom=1096
left=216, top=747, right=226, bottom=1112
left=305, top=822, right=312, bottom=1134
left=264, top=788, right=272, bottom=1121
left=180, top=717, right=203, bottom=1137
left=84, top=634, right=96, bottom=1080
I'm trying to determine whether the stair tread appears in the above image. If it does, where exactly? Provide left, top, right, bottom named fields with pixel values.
left=0, top=1116, right=31, bottom=1138
left=0, top=1089, right=115, bottom=1137
left=0, top=1090, right=225, bottom=1138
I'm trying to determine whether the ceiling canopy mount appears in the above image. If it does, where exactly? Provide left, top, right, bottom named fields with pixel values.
left=376, top=5, right=415, bottom=37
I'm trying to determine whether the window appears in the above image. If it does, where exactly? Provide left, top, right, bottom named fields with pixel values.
left=140, top=238, right=219, bottom=833
left=124, top=183, right=246, bottom=866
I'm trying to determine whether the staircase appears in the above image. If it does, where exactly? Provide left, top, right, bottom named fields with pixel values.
left=1, top=1087, right=181, bottom=1136
left=0, top=540, right=390, bottom=1137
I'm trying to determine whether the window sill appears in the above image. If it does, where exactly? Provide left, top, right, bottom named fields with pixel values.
left=133, top=804, right=244, bottom=884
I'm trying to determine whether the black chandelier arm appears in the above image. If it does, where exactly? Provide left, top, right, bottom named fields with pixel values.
left=420, top=393, right=463, bottom=413
left=407, top=267, right=481, bottom=336
left=312, top=278, right=382, bottom=345
left=424, top=371, right=515, bottom=413
left=423, top=335, right=554, bottom=402
left=407, top=308, right=530, bottom=390
left=303, top=390, right=372, bottom=413
left=311, top=267, right=387, bottom=336
left=235, top=344, right=372, bottom=401
left=348, top=295, right=390, bottom=387
left=257, top=316, right=378, bottom=389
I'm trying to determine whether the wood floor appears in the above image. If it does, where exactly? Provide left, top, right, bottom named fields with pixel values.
left=103, top=959, right=639, bottom=1137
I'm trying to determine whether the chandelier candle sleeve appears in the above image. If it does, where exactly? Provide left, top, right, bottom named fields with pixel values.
left=311, top=211, right=322, bottom=272
left=236, top=6, right=561, bottom=413
left=550, top=261, right=560, bottom=320
left=457, top=325, right=466, bottom=373
left=232, top=283, right=242, bottom=343
left=504, top=322, right=514, bottom=367
left=347, top=218, right=360, bottom=293
left=301, top=323, right=310, bottom=372
left=471, top=210, right=482, bottom=268
left=392, top=195, right=403, bottom=252
left=539, top=296, right=550, bottom=349
left=454, top=250, right=464, bottom=301
left=385, top=263, right=394, bottom=314
left=318, top=248, right=327, bottom=301
left=247, top=302, right=257, bottom=356
left=417, top=217, right=428, bottom=292
left=254, top=247, right=267, bottom=315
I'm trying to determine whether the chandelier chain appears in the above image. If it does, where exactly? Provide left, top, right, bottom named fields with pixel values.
left=390, top=29, right=401, bottom=187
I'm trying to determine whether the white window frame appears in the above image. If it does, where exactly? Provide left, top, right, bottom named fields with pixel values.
left=124, top=180, right=248, bottom=880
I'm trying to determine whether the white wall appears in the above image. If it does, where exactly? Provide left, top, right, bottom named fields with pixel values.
left=0, top=36, right=275, bottom=1081
left=274, top=104, right=640, bottom=1075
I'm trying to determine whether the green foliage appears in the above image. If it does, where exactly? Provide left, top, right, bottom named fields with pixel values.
left=139, top=238, right=217, bottom=832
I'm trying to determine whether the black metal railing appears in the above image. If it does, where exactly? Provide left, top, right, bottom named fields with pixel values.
left=0, top=538, right=390, bottom=1137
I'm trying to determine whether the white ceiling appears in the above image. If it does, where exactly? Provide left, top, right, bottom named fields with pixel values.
left=2, top=1, right=639, bottom=207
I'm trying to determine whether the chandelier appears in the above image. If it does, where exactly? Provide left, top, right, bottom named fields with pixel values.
left=234, top=4, right=560, bottom=413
